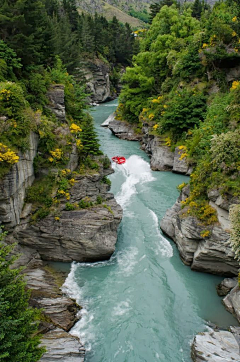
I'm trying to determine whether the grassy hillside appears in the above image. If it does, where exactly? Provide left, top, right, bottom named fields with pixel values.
left=102, top=3, right=144, bottom=27
left=77, top=0, right=220, bottom=26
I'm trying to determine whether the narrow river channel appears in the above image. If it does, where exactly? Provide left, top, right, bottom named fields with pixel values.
left=63, top=100, right=237, bottom=362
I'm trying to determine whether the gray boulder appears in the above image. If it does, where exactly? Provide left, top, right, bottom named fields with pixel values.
left=39, top=328, right=85, bottom=362
left=192, top=328, right=240, bottom=362
left=108, top=119, right=141, bottom=141
left=223, top=285, right=240, bottom=323
left=217, top=277, right=238, bottom=296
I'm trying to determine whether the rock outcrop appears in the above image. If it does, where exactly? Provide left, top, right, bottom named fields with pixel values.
left=141, top=125, right=191, bottom=173
left=192, top=327, right=240, bottom=362
left=217, top=277, right=238, bottom=296
left=108, top=118, right=142, bottom=141
left=160, top=186, right=239, bottom=276
left=108, top=120, right=191, bottom=174
left=0, top=85, right=123, bottom=361
left=223, top=285, right=240, bottom=323
left=83, top=59, right=111, bottom=103
left=16, top=167, right=122, bottom=262
left=47, top=84, right=66, bottom=121
left=9, top=243, right=85, bottom=361
left=0, top=132, right=38, bottom=229
left=40, top=329, right=85, bottom=362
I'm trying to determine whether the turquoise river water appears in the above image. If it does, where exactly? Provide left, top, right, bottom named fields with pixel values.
left=63, top=100, right=237, bottom=362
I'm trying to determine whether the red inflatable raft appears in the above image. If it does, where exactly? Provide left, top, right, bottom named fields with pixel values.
left=112, top=156, right=126, bottom=165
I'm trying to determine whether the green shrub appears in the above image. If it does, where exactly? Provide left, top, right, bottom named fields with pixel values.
left=101, top=176, right=111, bottom=186
left=102, top=155, right=111, bottom=169
left=0, top=240, right=45, bottom=361
left=65, top=203, right=76, bottom=211
left=96, top=195, right=103, bottom=205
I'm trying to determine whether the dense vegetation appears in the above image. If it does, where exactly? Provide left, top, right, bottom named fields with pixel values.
left=0, top=232, right=45, bottom=361
left=0, top=0, right=136, bottom=177
left=117, top=0, right=240, bottom=229
left=0, top=0, right=135, bottom=358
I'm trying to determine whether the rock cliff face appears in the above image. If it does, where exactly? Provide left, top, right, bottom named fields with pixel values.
left=47, top=85, right=66, bottom=121
left=0, top=86, right=123, bottom=361
left=160, top=186, right=238, bottom=276
left=108, top=118, right=142, bottom=141
left=0, top=132, right=38, bottom=229
left=141, top=123, right=191, bottom=174
left=16, top=168, right=122, bottom=262
left=107, top=118, right=191, bottom=174
left=82, top=59, right=111, bottom=103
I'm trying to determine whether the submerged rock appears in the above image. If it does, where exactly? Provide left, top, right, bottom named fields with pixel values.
left=192, top=328, right=240, bottom=362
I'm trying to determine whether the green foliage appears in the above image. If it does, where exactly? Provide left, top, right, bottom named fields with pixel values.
left=0, top=241, right=45, bottom=361
left=65, top=202, right=76, bottom=211
left=101, top=176, right=111, bottom=187
left=102, top=155, right=111, bottom=169
left=0, top=41, right=21, bottom=81
left=160, top=89, right=207, bottom=138
left=78, top=198, right=93, bottom=209
left=81, top=116, right=102, bottom=157
left=96, top=195, right=103, bottom=204
left=26, top=176, right=55, bottom=207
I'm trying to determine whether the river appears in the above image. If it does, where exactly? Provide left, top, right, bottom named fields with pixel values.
left=63, top=100, right=237, bottom=362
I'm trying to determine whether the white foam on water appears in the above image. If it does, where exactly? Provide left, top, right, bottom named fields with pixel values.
left=148, top=209, right=173, bottom=258
left=115, top=155, right=155, bottom=209
left=62, top=262, right=83, bottom=302
left=112, top=300, right=131, bottom=318
left=62, top=262, right=97, bottom=351
left=70, top=308, right=95, bottom=352
left=117, top=246, right=139, bottom=275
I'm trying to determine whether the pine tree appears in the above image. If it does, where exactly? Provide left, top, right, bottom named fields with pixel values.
left=80, top=115, right=102, bottom=157
left=0, top=239, right=45, bottom=361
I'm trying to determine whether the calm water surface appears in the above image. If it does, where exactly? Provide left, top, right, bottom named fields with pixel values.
left=63, top=100, right=237, bottom=362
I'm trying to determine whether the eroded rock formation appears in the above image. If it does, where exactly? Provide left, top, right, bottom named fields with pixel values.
left=160, top=186, right=238, bottom=276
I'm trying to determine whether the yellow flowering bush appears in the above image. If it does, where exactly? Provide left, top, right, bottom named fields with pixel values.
left=76, top=139, right=83, bottom=149
left=178, top=145, right=188, bottom=160
left=232, top=16, right=237, bottom=22
left=0, top=143, right=19, bottom=164
left=152, top=99, right=160, bottom=104
left=70, top=123, right=82, bottom=134
left=49, top=148, right=62, bottom=162
left=148, top=113, right=155, bottom=120
left=231, top=80, right=240, bottom=90
left=200, top=230, right=210, bottom=238
left=181, top=196, right=218, bottom=225
left=153, top=124, right=159, bottom=130
left=165, top=137, right=171, bottom=147
left=202, top=43, right=208, bottom=49
left=0, top=88, right=11, bottom=101
left=177, top=182, right=188, bottom=191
